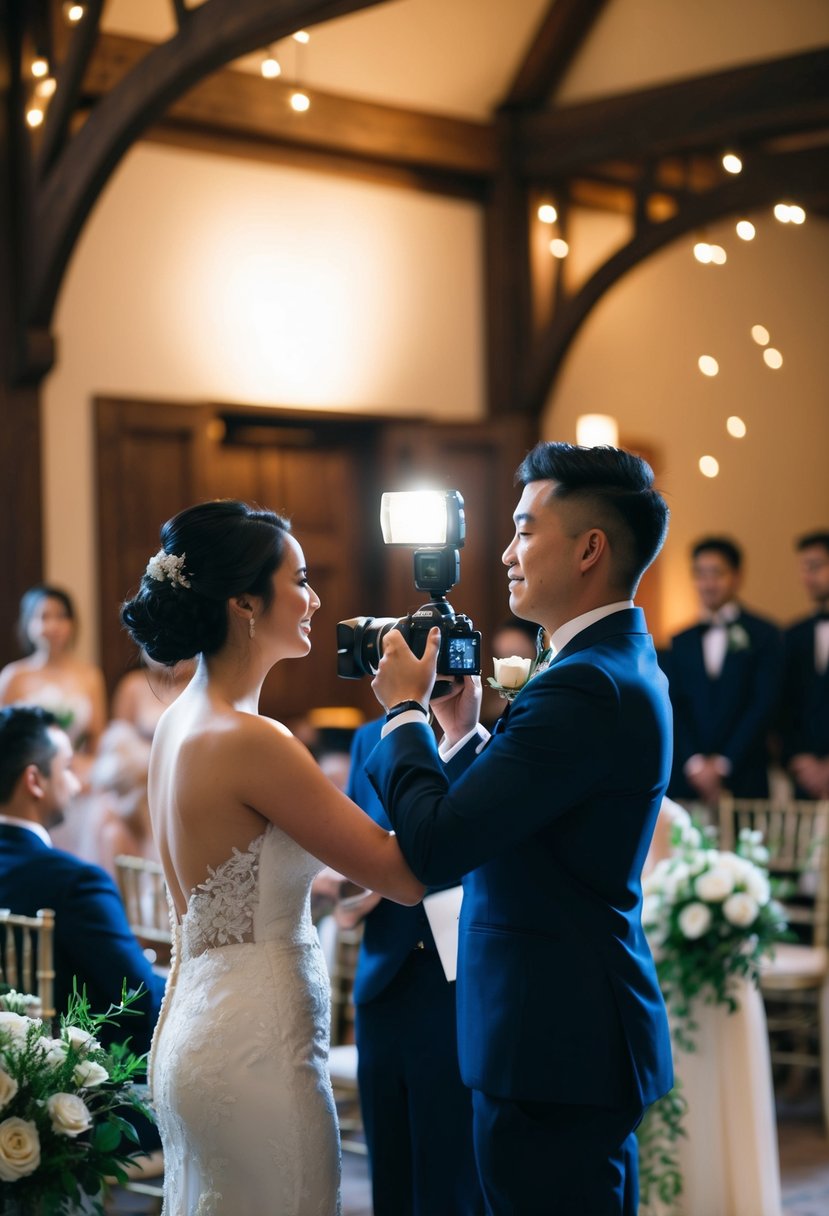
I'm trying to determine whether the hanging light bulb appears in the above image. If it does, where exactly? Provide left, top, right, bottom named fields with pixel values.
left=260, top=49, right=281, bottom=79
left=290, top=91, right=311, bottom=113
left=293, top=30, right=311, bottom=43
left=693, top=242, right=712, bottom=264
left=31, top=57, right=49, bottom=78
left=35, top=77, right=57, bottom=99
left=708, top=245, right=727, bottom=265
left=26, top=106, right=45, bottom=128
left=735, top=220, right=755, bottom=240
left=721, top=152, right=742, bottom=174
left=698, top=355, right=719, bottom=377
left=788, top=204, right=806, bottom=225
left=726, top=416, right=747, bottom=438
left=699, top=456, right=720, bottom=478
left=549, top=238, right=569, bottom=259
left=63, top=2, right=85, bottom=22
left=537, top=203, right=557, bottom=224
left=774, top=203, right=792, bottom=223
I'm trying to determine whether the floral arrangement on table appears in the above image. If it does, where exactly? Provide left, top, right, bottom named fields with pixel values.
left=486, top=647, right=552, bottom=702
left=0, top=984, right=153, bottom=1216
left=637, top=803, right=789, bottom=1214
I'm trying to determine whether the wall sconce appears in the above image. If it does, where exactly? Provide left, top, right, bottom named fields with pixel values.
left=576, top=414, right=619, bottom=447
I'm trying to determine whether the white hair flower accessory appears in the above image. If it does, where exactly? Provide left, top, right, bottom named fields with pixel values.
left=146, top=549, right=191, bottom=589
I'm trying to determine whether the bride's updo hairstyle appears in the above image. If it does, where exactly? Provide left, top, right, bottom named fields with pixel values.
left=121, top=501, right=291, bottom=666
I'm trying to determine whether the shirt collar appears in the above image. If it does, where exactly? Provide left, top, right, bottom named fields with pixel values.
left=550, top=601, right=634, bottom=657
left=702, top=601, right=740, bottom=627
left=0, top=814, right=52, bottom=847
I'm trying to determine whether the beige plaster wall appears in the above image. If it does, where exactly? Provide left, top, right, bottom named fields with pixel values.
left=544, top=208, right=829, bottom=642
left=42, top=142, right=484, bottom=661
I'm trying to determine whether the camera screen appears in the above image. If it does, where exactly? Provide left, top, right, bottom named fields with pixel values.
left=446, top=636, right=479, bottom=672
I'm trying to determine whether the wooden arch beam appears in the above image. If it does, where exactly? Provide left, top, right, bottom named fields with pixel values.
left=27, top=0, right=387, bottom=329
left=522, top=145, right=829, bottom=416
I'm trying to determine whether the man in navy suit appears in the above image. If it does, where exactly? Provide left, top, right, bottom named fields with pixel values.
left=665, top=536, right=783, bottom=805
left=0, top=705, right=165, bottom=1055
left=363, top=443, right=674, bottom=1216
left=347, top=718, right=482, bottom=1216
left=781, top=531, right=829, bottom=799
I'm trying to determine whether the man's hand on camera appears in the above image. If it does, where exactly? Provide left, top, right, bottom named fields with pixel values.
left=371, top=626, right=439, bottom=711
left=430, top=673, right=482, bottom=749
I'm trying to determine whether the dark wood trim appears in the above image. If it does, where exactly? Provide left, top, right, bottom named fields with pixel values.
left=28, top=0, right=391, bottom=328
left=516, top=48, right=829, bottom=178
left=36, top=0, right=105, bottom=178
left=522, top=144, right=829, bottom=416
left=81, top=33, right=496, bottom=181
left=501, top=0, right=609, bottom=110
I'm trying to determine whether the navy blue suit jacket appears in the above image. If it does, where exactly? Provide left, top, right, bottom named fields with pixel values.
left=665, top=607, right=783, bottom=798
left=366, top=608, right=673, bottom=1108
left=0, top=823, right=165, bottom=1055
left=781, top=615, right=829, bottom=764
left=348, top=718, right=444, bottom=1005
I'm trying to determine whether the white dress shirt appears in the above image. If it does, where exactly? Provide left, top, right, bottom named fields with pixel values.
left=700, top=601, right=740, bottom=680
left=815, top=619, right=829, bottom=676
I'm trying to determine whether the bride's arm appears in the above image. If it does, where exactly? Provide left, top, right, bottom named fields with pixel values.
left=230, top=717, right=425, bottom=906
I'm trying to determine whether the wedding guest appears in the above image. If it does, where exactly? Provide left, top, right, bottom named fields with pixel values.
left=0, top=705, right=165, bottom=1055
left=346, top=716, right=482, bottom=1216
left=781, top=530, right=829, bottom=799
left=111, top=649, right=195, bottom=741
left=665, top=537, right=783, bottom=805
left=89, top=720, right=159, bottom=878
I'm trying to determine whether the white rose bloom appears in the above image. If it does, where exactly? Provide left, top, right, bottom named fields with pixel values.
left=723, top=892, right=759, bottom=928
left=0, top=1116, right=41, bottom=1181
left=47, top=1092, right=93, bottom=1138
left=663, top=801, right=691, bottom=830
left=73, top=1059, right=109, bottom=1088
left=641, top=894, right=663, bottom=929
left=0, top=1068, right=18, bottom=1111
left=643, top=860, right=672, bottom=895
left=695, top=866, right=735, bottom=902
left=493, top=656, right=533, bottom=689
left=64, top=1026, right=101, bottom=1055
left=35, top=1037, right=69, bottom=1067
left=0, top=1011, right=39, bottom=1045
left=678, top=902, right=712, bottom=939
left=745, top=867, right=770, bottom=905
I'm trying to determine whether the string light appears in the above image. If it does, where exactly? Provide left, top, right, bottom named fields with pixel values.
left=722, top=152, right=743, bottom=174
left=537, top=203, right=557, bottom=224
left=751, top=325, right=770, bottom=346
left=549, top=238, right=569, bottom=259
left=292, top=30, right=310, bottom=43
left=64, top=2, right=85, bottom=21
left=698, top=355, right=719, bottom=377
left=763, top=348, right=783, bottom=370
left=699, top=456, right=720, bottom=478
left=35, top=77, right=57, bottom=99
left=26, top=107, right=44, bottom=128
left=788, top=204, right=806, bottom=225
left=260, top=50, right=281, bottom=79
left=735, top=220, right=755, bottom=240
left=708, top=244, right=727, bottom=265
left=693, top=242, right=712, bottom=263
left=726, top=416, right=747, bottom=438
left=31, top=57, right=49, bottom=78
left=290, top=91, right=310, bottom=113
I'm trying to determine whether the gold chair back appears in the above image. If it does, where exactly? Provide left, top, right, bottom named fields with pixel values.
left=0, top=907, right=56, bottom=1022
left=114, top=855, right=172, bottom=968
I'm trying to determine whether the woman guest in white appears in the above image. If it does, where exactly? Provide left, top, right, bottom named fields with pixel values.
left=122, top=500, right=423, bottom=1216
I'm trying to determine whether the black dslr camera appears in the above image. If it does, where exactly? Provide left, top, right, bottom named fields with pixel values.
left=337, top=490, right=481, bottom=698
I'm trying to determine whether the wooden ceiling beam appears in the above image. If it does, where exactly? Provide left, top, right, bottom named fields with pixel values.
left=81, top=33, right=496, bottom=181
left=502, top=0, right=609, bottom=110
left=516, top=48, right=829, bottom=178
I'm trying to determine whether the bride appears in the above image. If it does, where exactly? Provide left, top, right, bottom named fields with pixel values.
left=121, top=500, right=423, bottom=1216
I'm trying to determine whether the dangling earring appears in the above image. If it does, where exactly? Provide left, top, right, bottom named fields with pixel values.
left=249, top=615, right=256, bottom=640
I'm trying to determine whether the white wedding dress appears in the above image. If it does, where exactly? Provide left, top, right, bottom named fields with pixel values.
left=150, top=823, right=341, bottom=1216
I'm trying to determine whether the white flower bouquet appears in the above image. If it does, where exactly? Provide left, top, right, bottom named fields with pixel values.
left=642, top=806, right=787, bottom=1051
left=0, top=984, right=154, bottom=1215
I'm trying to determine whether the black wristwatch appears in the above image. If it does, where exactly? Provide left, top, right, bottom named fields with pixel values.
left=385, top=700, right=428, bottom=722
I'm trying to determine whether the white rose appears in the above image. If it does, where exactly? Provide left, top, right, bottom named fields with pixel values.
left=0, top=1068, right=18, bottom=1111
left=493, top=656, right=533, bottom=689
left=678, top=902, right=712, bottom=939
left=0, top=1116, right=40, bottom=1181
left=662, top=800, right=691, bottom=830
left=47, top=1092, right=93, bottom=1138
left=63, top=1027, right=100, bottom=1055
left=723, top=892, right=759, bottom=928
left=695, top=866, right=735, bottom=902
left=641, top=894, right=663, bottom=929
left=0, top=1012, right=38, bottom=1046
left=34, top=1037, right=68, bottom=1067
left=745, top=867, right=770, bottom=905
left=73, top=1059, right=109, bottom=1088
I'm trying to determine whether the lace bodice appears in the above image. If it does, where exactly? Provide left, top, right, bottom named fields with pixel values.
left=179, top=824, right=323, bottom=961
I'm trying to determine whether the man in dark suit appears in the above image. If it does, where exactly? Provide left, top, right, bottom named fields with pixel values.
left=781, top=531, right=829, bottom=799
left=0, top=705, right=165, bottom=1054
left=363, top=443, right=674, bottom=1216
left=666, top=536, right=783, bottom=805
left=346, top=717, right=482, bottom=1216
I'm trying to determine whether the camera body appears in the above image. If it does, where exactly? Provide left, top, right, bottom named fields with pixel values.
left=336, top=489, right=481, bottom=692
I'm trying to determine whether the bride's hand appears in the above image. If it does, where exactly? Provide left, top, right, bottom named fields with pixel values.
left=371, top=627, right=439, bottom=711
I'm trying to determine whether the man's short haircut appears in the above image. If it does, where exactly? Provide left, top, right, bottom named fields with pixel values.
left=0, top=705, right=60, bottom=804
left=796, top=531, right=829, bottom=554
left=691, top=536, right=742, bottom=571
left=516, top=442, right=669, bottom=594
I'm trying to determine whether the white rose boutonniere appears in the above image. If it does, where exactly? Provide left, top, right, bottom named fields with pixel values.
left=727, top=622, right=751, bottom=653
left=487, top=649, right=553, bottom=703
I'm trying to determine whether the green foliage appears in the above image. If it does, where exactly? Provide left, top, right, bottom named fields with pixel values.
left=638, top=1082, right=687, bottom=1215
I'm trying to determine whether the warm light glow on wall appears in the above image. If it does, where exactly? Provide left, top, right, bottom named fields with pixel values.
left=763, top=348, right=783, bottom=370
left=736, top=220, right=755, bottom=241
left=726, top=415, right=747, bottom=438
left=290, top=91, right=311, bottom=112
left=751, top=325, right=770, bottom=346
left=722, top=152, right=743, bottom=174
left=549, top=238, right=569, bottom=259
left=538, top=203, right=557, bottom=224
left=699, top=455, right=720, bottom=478
left=576, top=414, right=619, bottom=447
left=698, top=355, right=719, bottom=377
